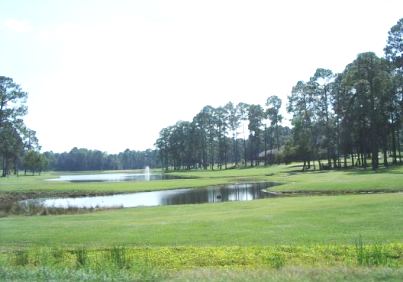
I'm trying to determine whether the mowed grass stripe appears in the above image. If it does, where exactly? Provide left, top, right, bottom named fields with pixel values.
left=0, top=193, right=402, bottom=248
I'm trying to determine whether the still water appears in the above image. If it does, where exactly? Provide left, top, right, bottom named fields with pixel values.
left=47, top=173, right=181, bottom=182
left=23, top=182, right=279, bottom=209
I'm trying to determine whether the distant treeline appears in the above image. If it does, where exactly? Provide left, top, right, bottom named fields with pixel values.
left=44, top=148, right=159, bottom=171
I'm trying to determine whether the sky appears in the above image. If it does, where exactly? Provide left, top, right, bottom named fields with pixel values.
left=1, top=0, right=402, bottom=153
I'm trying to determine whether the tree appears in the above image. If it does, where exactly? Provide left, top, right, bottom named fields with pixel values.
left=384, top=18, right=403, bottom=164
left=0, top=77, right=29, bottom=176
left=288, top=81, right=315, bottom=170
left=266, top=95, right=283, bottom=151
left=155, top=127, right=172, bottom=171
left=0, top=122, right=24, bottom=176
left=309, top=68, right=336, bottom=168
left=0, top=77, right=27, bottom=128
left=247, top=104, right=264, bottom=166
left=332, top=73, right=353, bottom=168
left=193, top=106, right=217, bottom=170
left=214, top=106, right=229, bottom=169
left=237, top=102, right=250, bottom=166
left=23, top=150, right=47, bottom=175
left=341, top=52, right=393, bottom=170
left=384, top=18, right=403, bottom=71
left=225, top=102, right=242, bottom=167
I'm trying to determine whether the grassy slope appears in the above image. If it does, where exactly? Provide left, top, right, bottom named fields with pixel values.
left=0, top=193, right=402, bottom=248
left=271, top=166, right=403, bottom=192
left=171, top=165, right=403, bottom=193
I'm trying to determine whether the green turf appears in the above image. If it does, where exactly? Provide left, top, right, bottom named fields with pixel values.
left=0, top=193, right=402, bottom=248
left=167, top=267, right=403, bottom=282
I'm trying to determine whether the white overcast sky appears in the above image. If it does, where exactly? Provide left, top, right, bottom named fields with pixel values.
left=1, top=0, right=402, bottom=153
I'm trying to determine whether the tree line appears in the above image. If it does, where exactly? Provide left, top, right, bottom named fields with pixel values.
left=155, top=100, right=291, bottom=171
left=44, top=148, right=158, bottom=171
left=155, top=18, right=403, bottom=171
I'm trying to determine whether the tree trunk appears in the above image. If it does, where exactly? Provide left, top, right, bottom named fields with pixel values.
left=233, top=137, right=238, bottom=167
left=264, top=125, right=267, bottom=166
left=333, top=157, right=337, bottom=169
left=327, top=149, right=331, bottom=169
left=243, top=138, right=247, bottom=167
left=2, top=155, right=9, bottom=177
left=276, top=124, right=280, bottom=151
left=392, top=125, right=397, bottom=165
left=383, top=148, right=388, bottom=167
left=397, top=128, right=402, bottom=164
left=2, top=158, right=7, bottom=177
left=363, top=153, right=368, bottom=169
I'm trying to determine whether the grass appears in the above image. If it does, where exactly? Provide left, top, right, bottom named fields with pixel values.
left=270, top=166, right=403, bottom=193
left=170, top=165, right=403, bottom=193
left=0, top=164, right=403, bottom=280
left=0, top=193, right=402, bottom=248
left=1, top=265, right=403, bottom=282
left=167, top=267, right=403, bottom=282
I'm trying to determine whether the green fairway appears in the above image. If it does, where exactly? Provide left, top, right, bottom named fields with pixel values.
left=170, top=165, right=403, bottom=193
left=1, top=193, right=402, bottom=248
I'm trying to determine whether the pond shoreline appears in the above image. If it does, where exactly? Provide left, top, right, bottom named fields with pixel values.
left=1, top=183, right=402, bottom=217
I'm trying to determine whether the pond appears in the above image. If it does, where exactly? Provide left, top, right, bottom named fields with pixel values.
left=47, top=172, right=182, bottom=183
left=21, top=182, right=279, bottom=210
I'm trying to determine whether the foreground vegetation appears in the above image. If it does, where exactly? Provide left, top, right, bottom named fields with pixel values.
left=0, top=242, right=402, bottom=281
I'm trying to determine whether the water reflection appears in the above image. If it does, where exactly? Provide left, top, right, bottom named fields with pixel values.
left=47, top=173, right=181, bottom=183
left=22, top=182, right=278, bottom=209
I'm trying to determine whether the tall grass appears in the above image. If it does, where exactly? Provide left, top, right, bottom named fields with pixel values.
left=0, top=199, right=123, bottom=217
left=355, top=235, right=396, bottom=267
left=73, top=247, right=89, bottom=268
left=108, top=246, right=129, bottom=269
left=13, top=250, right=29, bottom=266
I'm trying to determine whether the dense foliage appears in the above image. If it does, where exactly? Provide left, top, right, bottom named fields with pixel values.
left=44, top=148, right=159, bottom=171
left=156, top=18, right=403, bottom=171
